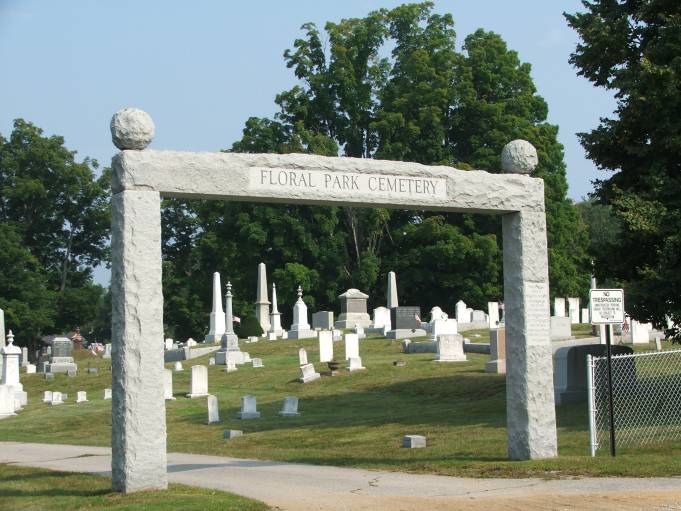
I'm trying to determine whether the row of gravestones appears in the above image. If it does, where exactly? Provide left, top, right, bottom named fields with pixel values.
left=41, top=389, right=112, bottom=405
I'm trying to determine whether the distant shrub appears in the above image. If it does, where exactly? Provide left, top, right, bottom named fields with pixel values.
left=235, top=316, right=263, bottom=338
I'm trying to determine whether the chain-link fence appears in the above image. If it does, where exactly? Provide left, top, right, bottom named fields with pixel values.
left=587, top=349, right=681, bottom=456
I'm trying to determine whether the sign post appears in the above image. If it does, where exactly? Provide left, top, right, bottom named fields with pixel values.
left=589, top=288, right=625, bottom=457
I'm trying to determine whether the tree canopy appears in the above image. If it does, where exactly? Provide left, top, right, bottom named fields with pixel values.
left=160, top=2, right=590, bottom=340
left=566, top=0, right=681, bottom=339
left=0, top=119, right=110, bottom=348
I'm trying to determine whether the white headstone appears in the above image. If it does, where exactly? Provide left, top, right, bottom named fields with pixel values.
left=630, top=320, right=650, bottom=344
left=208, top=357, right=216, bottom=366
left=251, top=358, right=264, bottom=368
left=187, top=365, right=209, bottom=398
left=104, top=388, right=112, bottom=400
left=163, top=369, right=175, bottom=400
left=487, top=302, right=500, bottom=328
left=347, top=357, right=365, bottom=371
left=173, top=361, right=183, bottom=372
left=1, top=331, right=22, bottom=390
left=103, top=343, right=112, bottom=359
left=76, top=391, right=88, bottom=403
left=268, top=332, right=277, bottom=341
left=269, top=283, right=283, bottom=335
left=51, top=391, right=64, bottom=405
left=344, top=333, right=359, bottom=360
left=206, top=272, right=227, bottom=342
left=655, top=336, right=663, bottom=351
left=278, top=396, right=300, bottom=417
left=581, top=308, right=590, bottom=324
left=567, top=297, right=580, bottom=324
left=354, top=324, right=366, bottom=339
left=186, top=338, right=197, bottom=347
left=255, top=263, right=271, bottom=334
left=318, top=330, right=334, bottom=363
left=455, top=300, right=469, bottom=323
left=435, top=334, right=467, bottom=362
left=25, top=364, right=36, bottom=374
left=207, top=394, right=220, bottom=424
left=164, top=338, right=173, bottom=350
left=299, top=363, right=320, bottom=383
left=387, top=271, right=399, bottom=309
left=289, top=286, right=315, bottom=339
left=225, top=360, right=238, bottom=373
left=237, top=395, right=260, bottom=419
left=43, top=390, right=53, bottom=403
left=554, top=297, right=566, bottom=317
left=372, top=306, right=392, bottom=330
left=471, top=310, right=487, bottom=322
left=0, top=385, right=16, bottom=417
left=430, top=318, right=457, bottom=340
left=298, top=348, right=308, bottom=366
left=21, top=346, right=28, bottom=366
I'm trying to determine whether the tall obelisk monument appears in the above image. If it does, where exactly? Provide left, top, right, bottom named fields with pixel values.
left=255, top=263, right=271, bottom=334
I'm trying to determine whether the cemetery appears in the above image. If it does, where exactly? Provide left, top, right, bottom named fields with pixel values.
left=3, top=2, right=681, bottom=509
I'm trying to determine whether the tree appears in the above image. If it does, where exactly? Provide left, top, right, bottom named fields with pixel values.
left=0, top=119, right=109, bottom=338
left=566, top=1, right=681, bottom=338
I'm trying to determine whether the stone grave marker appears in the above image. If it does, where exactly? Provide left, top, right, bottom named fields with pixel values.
left=223, top=429, right=243, bottom=439
left=104, top=388, right=112, bottom=400
left=278, top=396, right=300, bottom=417
left=298, top=348, right=308, bottom=366
left=236, top=395, right=260, bottom=419
left=0, top=385, right=16, bottom=418
left=43, top=391, right=53, bottom=403
left=435, top=334, right=467, bottom=362
left=251, top=358, right=264, bottom=368
left=554, top=297, right=566, bottom=317
left=312, top=311, right=334, bottom=330
left=344, top=333, right=359, bottom=360
left=103, top=343, right=112, bottom=359
left=207, top=395, right=220, bottom=424
left=347, top=357, right=365, bottom=371
left=567, top=297, right=580, bottom=324
left=25, top=364, right=36, bottom=374
left=208, top=357, right=216, bottom=366
left=403, top=435, right=426, bottom=448
left=76, top=391, right=88, bottom=403
left=387, top=306, right=426, bottom=339
left=173, top=361, right=183, bottom=372
left=318, top=330, right=333, bottom=363
left=163, top=369, right=175, bottom=400
left=485, top=328, right=506, bottom=374
left=225, top=361, right=238, bottom=373
left=335, top=288, right=371, bottom=329
left=187, top=365, right=209, bottom=398
left=50, top=391, right=64, bottom=405
left=299, top=363, right=320, bottom=383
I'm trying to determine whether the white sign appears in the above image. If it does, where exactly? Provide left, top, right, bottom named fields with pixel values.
left=589, top=289, right=625, bottom=325
left=250, top=167, right=447, bottom=203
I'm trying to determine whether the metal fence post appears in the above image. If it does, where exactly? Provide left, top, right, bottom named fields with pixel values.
left=587, top=354, right=597, bottom=456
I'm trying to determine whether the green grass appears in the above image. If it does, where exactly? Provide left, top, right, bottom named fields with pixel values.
left=1, top=333, right=681, bottom=479
left=0, top=463, right=270, bottom=511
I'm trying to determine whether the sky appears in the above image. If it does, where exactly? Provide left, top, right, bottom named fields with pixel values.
left=1, top=0, right=615, bottom=283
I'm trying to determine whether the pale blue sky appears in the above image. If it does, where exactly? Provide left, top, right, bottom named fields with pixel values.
left=1, top=1, right=614, bottom=284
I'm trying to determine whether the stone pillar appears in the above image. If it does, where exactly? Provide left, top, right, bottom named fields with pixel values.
left=387, top=271, right=398, bottom=309
left=111, top=189, right=167, bottom=492
left=502, top=210, right=557, bottom=460
left=269, top=283, right=283, bottom=336
left=222, top=282, right=238, bottom=348
left=0, top=308, right=5, bottom=348
left=255, top=263, right=271, bottom=333
left=205, top=272, right=226, bottom=343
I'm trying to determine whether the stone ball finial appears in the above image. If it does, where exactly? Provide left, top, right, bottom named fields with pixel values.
left=501, top=139, right=538, bottom=174
left=110, top=107, right=155, bottom=150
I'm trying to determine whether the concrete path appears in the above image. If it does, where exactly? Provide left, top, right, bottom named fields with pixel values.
left=2, top=442, right=680, bottom=510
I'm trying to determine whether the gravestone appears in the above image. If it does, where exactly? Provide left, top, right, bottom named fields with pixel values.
left=109, top=114, right=557, bottom=490
left=335, top=289, right=371, bottom=329
left=1, top=331, right=26, bottom=407
left=163, top=369, right=175, bottom=400
left=430, top=317, right=457, bottom=341
left=567, top=297, right=580, bottom=324
left=254, top=263, right=271, bottom=334
left=435, top=334, right=467, bottom=362
left=269, top=283, right=283, bottom=336
left=76, top=391, right=88, bottom=403
left=50, top=391, right=64, bottom=405
left=554, top=344, right=634, bottom=405
left=347, top=357, right=365, bottom=371
left=318, top=330, right=333, bottom=363
left=236, top=395, right=260, bottom=419
left=299, top=363, right=320, bottom=383
left=344, top=333, right=359, bottom=360
left=630, top=320, right=650, bottom=344
left=312, top=311, right=334, bottom=330
left=186, top=338, right=197, bottom=347
left=371, top=306, right=391, bottom=331
left=581, top=308, right=590, bottom=324
left=21, top=347, right=28, bottom=366
left=267, top=332, right=277, bottom=341
left=387, top=306, right=426, bottom=339
left=216, top=282, right=242, bottom=364
left=43, top=391, right=53, bottom=403
left=354, top=324, right=366, bottom=340
left=207, top=395, right=220, bottom=424
left=46, top=336, right=78, bottom=374
left=251, top=358, right=264, bottom=368
left=104, top=388, right=112, bottom=400
left=187, top=365, right=209, bottom=398
left=223, top=429, right=243, bottom=439
left=455, top=300, right=470, bottom=323
left=278, top=396, right=300, bottom=417
left=298, top=348, right=308, bottom=366
left=164, top=338, right=173, bottom=350
left=0, top=385, right=15, bottom=418
left=550, top=316, right=572, bottom=341
left=103, top=343, right=112, bottom=359
left=485, top=328, right=506, bottom=374
left=386, top=271, right=399, bottom=309
left=488, top=302, right=500, bottom=328
left=205, top=272, right=226, bottom=343
left=208, top=357, right=215, bottom=366
left=655, top=336, right=663, bottom=351
left=289, top=286, right=315, bottom=339
left=554, top=297, right=566, bottom=318
left=173, top=361, right=183, bottom=372
left=225, top=361, right=238, bottom=373
left=403, top=435, right=427, bottom=448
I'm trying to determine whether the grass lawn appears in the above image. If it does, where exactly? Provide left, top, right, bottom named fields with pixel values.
left=0, top=463, right=270, bottom=511
left=1, top=329, right=680, bottom=479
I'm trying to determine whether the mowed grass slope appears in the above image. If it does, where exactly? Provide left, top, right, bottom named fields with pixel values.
left=1, top=330, right=680, bottom=478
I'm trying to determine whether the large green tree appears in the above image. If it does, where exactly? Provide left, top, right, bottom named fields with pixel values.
left=566, top=1, right=681, bottom=338
left=0, top=120, right=109, bottom=344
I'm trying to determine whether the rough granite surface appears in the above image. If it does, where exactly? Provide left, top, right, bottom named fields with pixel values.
left=501, top=140, right=538, bottom=175
left=110, top=108, right=155, bottom=151
left=111, top=190, right=167, bottom=491
left=502, top=210, right=558, bottom=460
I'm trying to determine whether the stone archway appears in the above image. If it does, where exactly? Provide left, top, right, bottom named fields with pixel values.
left=109, top=108, right=556, bottom=492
